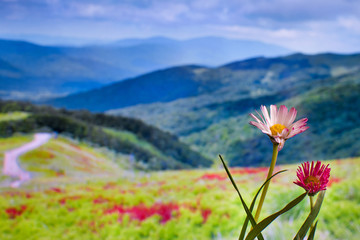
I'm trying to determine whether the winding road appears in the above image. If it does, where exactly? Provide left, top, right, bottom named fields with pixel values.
left=2, top=133, right=52, bottom=188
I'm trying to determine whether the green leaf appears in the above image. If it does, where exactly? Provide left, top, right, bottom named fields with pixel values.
left=245, top=192, right=308, bottom=240
left=239, top=169, right=287, bottom=240
left=307, top=221, right=318, bottom=240
left=294, top=191, right=325, bottom=240
left=218, top=155, right=264, bottom=240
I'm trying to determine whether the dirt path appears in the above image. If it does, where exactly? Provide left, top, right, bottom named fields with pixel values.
left=2, top=133, right=52, bottom=188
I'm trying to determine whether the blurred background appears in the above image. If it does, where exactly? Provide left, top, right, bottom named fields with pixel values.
left=0, top=0, right=359, bottom=239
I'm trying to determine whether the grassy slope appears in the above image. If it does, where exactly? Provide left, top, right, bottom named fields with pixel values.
left=0, top=157, right=358, bottom=240
left=0, top=112, right=30, bottom=122
left=0, top=134, right=125, bottom=186
left=103, top=128, right=167, bottom=160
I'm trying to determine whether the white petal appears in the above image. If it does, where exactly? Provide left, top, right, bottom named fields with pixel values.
left=255, top=110, right=266, bottom=124
left=249, top=121, right=268, bottom=133
left=280, top=128, right=289, bottom=138
left=277, top=139, right=285, bottom=151
left=270, top=105, right=278, bottom=125
left=249, top=113, right=262, bottom=124
left=261, top=105, right=271, bottom=126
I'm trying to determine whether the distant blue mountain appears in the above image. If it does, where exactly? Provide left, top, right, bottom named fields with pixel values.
left=108, top=36, right=291, bottom=66
left=0, top=36, right=291, bottom=100
left=45, top=52, right=360, bottom=113
left=111, top=36, right=177, bottom=47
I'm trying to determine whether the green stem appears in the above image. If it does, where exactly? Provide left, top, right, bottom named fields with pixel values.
left=309, top=195, right=315, bottom=235
left=254, top=143, right=279, bottom=222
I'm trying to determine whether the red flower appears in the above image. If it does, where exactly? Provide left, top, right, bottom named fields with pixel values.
left=104, top=203, right=179, bottom=224
left=294, top=161, right=331, bottom=196
left=201, top=209, right=212, bottom=223
left=5, top=205, right=27, bottom=219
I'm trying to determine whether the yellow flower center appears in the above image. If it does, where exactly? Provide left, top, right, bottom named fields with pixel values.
left=304, top=176, right=320, bottom=185
left=270, top=124, right=286, bottom=135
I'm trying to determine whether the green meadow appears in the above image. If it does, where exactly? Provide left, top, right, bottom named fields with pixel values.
left=0, top=112, right=30, bottom=122
left=0, top=135, right=359, bottom=240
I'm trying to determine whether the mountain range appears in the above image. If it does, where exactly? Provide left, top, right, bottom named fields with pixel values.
left=45, top=52, right=360, bottom=166
left=2, top=37, right=359, bottom=167
left=0, top=37, right=290, bottom=100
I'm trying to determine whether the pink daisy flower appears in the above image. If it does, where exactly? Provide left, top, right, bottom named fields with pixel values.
left=294, top=161, right=331, bottom=196
left=249, top=105, right=309, bottom=151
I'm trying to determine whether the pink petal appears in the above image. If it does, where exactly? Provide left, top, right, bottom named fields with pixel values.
left=284, top=107, right=297, bottom=126
left=287, top=125, right=309, bottom=139
left=277, top=105, right=288, bottom=125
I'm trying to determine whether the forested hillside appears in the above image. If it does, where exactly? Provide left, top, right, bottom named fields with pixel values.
left=104, top=53, right=360, bottom=166
left=0, top=100, right=211, bottom=170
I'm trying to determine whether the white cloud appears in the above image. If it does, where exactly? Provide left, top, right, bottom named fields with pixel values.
left=190, top=0, right=220, bottom=9
left=338, top=16, right=360, bottom=34
left=0, top=0, right=359, bottom=53
left=210, top=21, right=359, bottom=53
left=76, top=4, right=107, bottom=17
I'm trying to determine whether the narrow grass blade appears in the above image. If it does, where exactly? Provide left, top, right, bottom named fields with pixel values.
left=307, top=221, right=318, bottom=240
left=245, top=192, right=308, bottom=240
left=218, top=155, right=264, bottom=240
left=239, top=170, right=287, bottom=240
left=294, top=191, right=325, bottom=240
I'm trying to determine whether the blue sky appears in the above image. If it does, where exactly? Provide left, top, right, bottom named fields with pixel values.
left=1, top=0, right=359, bottom=53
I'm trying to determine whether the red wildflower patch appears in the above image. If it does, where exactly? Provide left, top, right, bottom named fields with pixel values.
left=5, top=205, right=27, bottom=219
left=157, top=181, right=166, bottom=186
left=93, top=196, right=109, bottom=204
left=59, top=195, right=82, bottom=205
left=25, top=193, right=33, bottom=198
left=230, top=167, right=268, bottom=175
left=198, top=173, right=227, bottom=181
left=55, top=170, right=65, bottom=176
left=49, top=187, right=64, bottom=194
left=105, top=203, right=179, bottom=224
left=2, top=191, right=33, bottom=198
left=201, top=209, right=212, bottom=223
left=119, top=189, right=136, bottom=194
left=103, top=182, right=117, bottom=190
left=327, top=177, right=342, bottom=187
left=80, top=186, right=94, bottom=192
left=198, top=167, right=267, bottom=181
